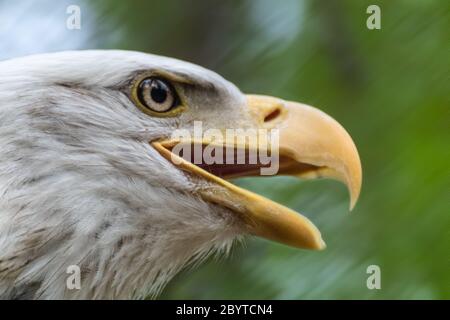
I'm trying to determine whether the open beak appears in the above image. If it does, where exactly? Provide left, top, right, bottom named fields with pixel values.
left=152, top=95, right=362, bottom=250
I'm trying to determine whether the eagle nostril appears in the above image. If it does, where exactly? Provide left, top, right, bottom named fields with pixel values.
left=263, top=108, right=281, bottom=122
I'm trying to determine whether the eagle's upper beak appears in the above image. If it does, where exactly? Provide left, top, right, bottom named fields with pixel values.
left=152, top=95, right=362, bottom=250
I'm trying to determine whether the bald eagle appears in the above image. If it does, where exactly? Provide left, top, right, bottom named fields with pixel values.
left=0, top=50, right=361, bottom=299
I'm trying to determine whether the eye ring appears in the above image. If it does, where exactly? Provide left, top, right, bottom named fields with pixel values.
left=131, top=75, right=185, bottom=117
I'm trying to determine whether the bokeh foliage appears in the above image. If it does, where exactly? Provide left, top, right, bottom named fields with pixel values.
left=2, top=0, right=448, bottom=299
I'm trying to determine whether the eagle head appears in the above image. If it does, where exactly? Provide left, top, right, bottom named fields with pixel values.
left=0, top=50, right=361, bottom=299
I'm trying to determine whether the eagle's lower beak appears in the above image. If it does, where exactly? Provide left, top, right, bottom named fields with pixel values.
left=152, top=95, right=362, bottom=250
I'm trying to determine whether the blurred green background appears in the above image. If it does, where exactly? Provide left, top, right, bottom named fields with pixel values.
left=1, top=0, right=448, bottom=299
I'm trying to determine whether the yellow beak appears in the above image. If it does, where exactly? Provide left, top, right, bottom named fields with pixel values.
left=152, top=95, right=362, bottom=250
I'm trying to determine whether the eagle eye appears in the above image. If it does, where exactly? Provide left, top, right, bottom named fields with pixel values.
left=131, top=76, right=184, bottom=117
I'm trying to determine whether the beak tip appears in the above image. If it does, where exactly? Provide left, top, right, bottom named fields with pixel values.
left=349, top=195, right=358, bottom=211
left=345, top=160, right=362, bottom=212
left=317, top=238, right=327, bottom=250
left=307, top=228, right=326, bottom=250
left=348, top=175, right=362, bottom=212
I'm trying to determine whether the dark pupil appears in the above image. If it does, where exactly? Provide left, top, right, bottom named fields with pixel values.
left=150, top=79, right=168, bottom=104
